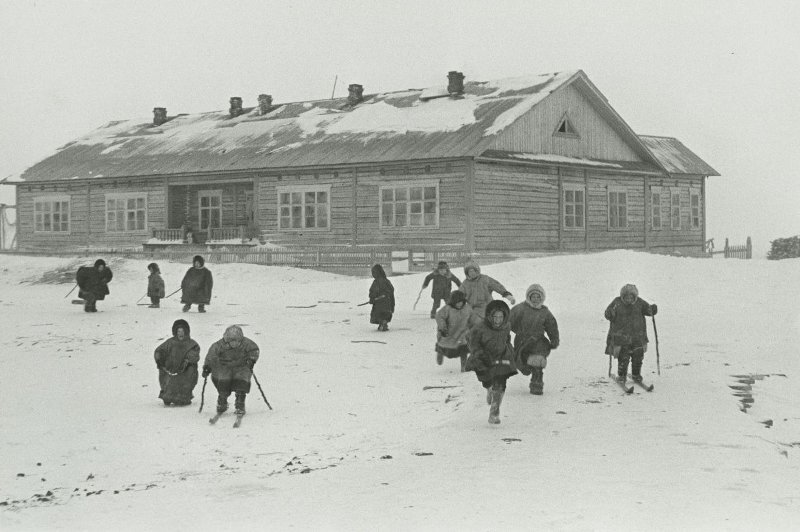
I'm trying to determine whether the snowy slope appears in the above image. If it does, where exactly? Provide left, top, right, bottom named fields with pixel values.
left=1, top=251, right=798, bottom=531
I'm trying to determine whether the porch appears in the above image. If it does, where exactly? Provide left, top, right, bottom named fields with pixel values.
left=154, top=181, right=257, bottom=244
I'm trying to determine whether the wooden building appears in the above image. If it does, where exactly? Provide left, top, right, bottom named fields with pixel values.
left=4, top=70, right=718, bottom=254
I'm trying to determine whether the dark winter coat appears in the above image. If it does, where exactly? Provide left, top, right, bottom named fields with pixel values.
left=203, top=337, right=260, bottom=384
left=435, top=300, right=472, bottom=351
left=509, top=303, right=560, bottom=375
left=181, top=267, right=213, bottom=304
left=604, top=291, right=653, bottom=355
left=465, top=300, right=517, bottom=384
left=422, top=269, right=462, bottom=300
left=76, top=265, right=113, bottom=300
left=148, top=273, right=165, bottom=298
left=369, top=266, right=395, bottom=324
left=154, top=335, right=200, bottom=404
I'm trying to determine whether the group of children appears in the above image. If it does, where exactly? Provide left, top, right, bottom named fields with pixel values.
left=370, top=259, right=657, bottom=425
left=146, top=255, right=214, bottom=312
left=154, top=320, right=261, bottom=417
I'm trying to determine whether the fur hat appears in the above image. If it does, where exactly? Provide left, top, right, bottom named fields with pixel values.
left=526, top=284, right=546, bottom=303
left=485, top=299, right=510, bottom=327
left=193, top=255, right=205, bottom=267
left=437, top=261, right=449, bottom=269
left=147, top=262, right=160, bottom=274
left=448, top=290, right=466, bottom=307
left=463, top=261, right=481, bottom=276
left=172, top=319, right=190, bottom=337
left=620, top=284, right=639, bottom=300
left=223, top=325, right=244, bottom=343
left=94, top=259, right=106, bottom=268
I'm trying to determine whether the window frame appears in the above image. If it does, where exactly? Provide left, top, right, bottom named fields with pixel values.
left=670, top=187, right=681, bottom=230
left=562, top=183, right=585, bottom=230
left=553, top=111, right=580, bottom=139
left=690, top=188, right=701, bottom=230
left=276, top=184, right=331, bottom=231
left=105, top=192, right=147, bottom=233
left=607, top=186, right=629, bottom=230
left=33, top=195, right=71, bottom=233
left=197, top=190, right=223, bottom=231
left=379, top=180, right=440, bottom=230
left=650, top=186, right=664, bottom=230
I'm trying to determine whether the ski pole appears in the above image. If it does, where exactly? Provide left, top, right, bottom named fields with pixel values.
left=164, top=287, right=181, bottom=299
left=251, top=371, right=273, bottom=410
left=608, top=355, right=612, bottom=378
left=357, top=294, right=385, bottom=307
left=64, top=283, right=78, bottom=298
left=651, top=314, right=661, bottom=375
left=136, top=293, right=147, bottom=304
left=198, top=376, right=207, bottom=413
left=412, top=288, right=423, bottom=310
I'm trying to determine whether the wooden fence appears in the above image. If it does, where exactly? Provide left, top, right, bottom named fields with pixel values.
left=705, top=237, right=752, bottom=259
left=0, top=246, right=475, bottom=276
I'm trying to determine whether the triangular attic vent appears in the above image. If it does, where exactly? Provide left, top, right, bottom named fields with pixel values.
left=553, top=112, right=579, bottom=138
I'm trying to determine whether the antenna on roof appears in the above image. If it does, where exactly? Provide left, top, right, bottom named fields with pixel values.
left=330, top=75, right=338, bottom=99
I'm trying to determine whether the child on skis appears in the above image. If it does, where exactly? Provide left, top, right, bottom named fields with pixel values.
left=154, top=319, right=200, bottom=406
left=147, top=263, right=165, bottom=308
left=509, top=284, right=560, bottom=395
left=604, top=284, right=657, bottom=384
left=465, top=300, right=517, bottom=424
left=459, top=261, right=515, bottom=327
left=368, top=264, right=395, bottom=331
left=421, top=261, right=462, bottom=318
left=434, top=290, right=472, bottom=371
left=202, top=325, right=260, bottom=417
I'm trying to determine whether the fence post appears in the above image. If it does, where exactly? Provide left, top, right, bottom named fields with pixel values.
left=407, top=250, right=413, bottom=271
left=724, top=238, right=730, bottom=259
left=746, top=236, right=752, bottom=259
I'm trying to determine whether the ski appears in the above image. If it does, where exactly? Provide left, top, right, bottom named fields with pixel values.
left=233, top=413, right=244, bottom=428
left=209, top=413, right=223, bottom=425
left=632, top=379, right=654, bottom=392
left=612, top=378, right=634, bottom=394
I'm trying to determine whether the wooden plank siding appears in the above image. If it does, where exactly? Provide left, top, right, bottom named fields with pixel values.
left=490, top=84, right=642, bottom=162
left=17, top=179, right=167, bottom=249
left=254, top=161, right=468, bottom=248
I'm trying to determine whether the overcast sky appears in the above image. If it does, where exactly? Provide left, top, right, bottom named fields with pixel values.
left=1, top=0, right=798, bottom=256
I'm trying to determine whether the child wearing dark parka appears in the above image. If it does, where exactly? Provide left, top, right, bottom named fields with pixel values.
left=604, top=284, right=657, bottom=383
left=434, top=290, right=472, bottom=371
left=465, top=299, right=517, bottom=424
left=154, top=319, right=200, bottom=406
left=509, top=284, right=560, bottom=395
left=422, top=261, right=462, bottom=319
left=368, top=264, right=395, bottom=331
left=147, top=263, right=165, bottom=308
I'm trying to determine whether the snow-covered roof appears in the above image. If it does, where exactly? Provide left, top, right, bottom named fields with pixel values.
left=15, top=71, right=582, bottom=182
left=639, top=135, right=720, bottom=176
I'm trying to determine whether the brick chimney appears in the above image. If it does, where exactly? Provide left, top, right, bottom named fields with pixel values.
left=153, top=107, right=167, bottom=126
left=229, top=97, right=243, bottom=118
left=347, top=84, right=364, bottom=106
left=447, top=71, right=465, bottom=95
left=257, top=94, right=273, bottom=115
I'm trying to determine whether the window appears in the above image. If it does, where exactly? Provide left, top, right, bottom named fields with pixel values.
left=651, top=187, right=663, bottom=230
left=106, top=194, right=146, bottom=232
left=563, top=185, right=585, bottom=229
left=608, top=189, right=628, bottom=229
left=380, top=182, right=438, bottom=228
left=553, top=112, right=579, bottom=138
left=34, top=196, right=70, bottom=232
left=690, top=189, right=701, bottom=229
left=670, top=188, right=681, bottom=230
left=198, top=191, right=222, bottom=230
left=278, top=186, right=329, bottom=230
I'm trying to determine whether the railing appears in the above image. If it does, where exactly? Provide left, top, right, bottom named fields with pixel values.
left=209, top=226, right=244, bottom=241
left=151, top=228, right=183, bottom=241
left=707, top=237, right=752, bottom=259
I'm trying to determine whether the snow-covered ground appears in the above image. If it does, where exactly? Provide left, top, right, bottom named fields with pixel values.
left=1, top=251, right=798, bottom=531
